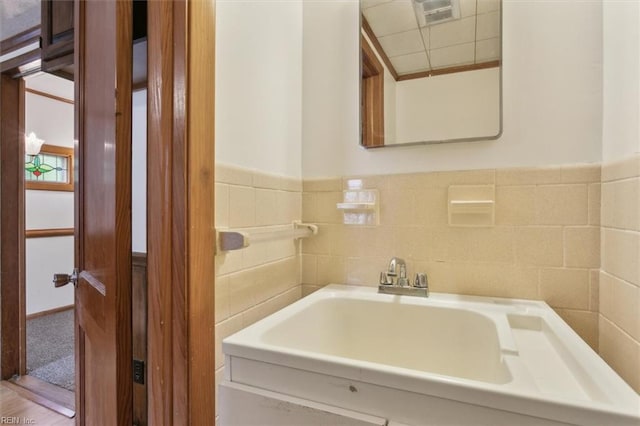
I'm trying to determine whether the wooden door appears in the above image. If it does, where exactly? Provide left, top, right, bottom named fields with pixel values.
left=74, top=0, right=133, bottom=424
left=41, top=0, right=74, bottom=72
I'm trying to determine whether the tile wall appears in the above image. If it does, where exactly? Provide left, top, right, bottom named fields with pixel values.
left=599, top=155, right=640, bottom=392
left=301, top=164, right=602, bottom=349
left=214, top=164, right=303, bottom=416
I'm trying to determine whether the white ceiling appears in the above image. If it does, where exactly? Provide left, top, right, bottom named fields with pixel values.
left=362, top=0, right=501, bottom=75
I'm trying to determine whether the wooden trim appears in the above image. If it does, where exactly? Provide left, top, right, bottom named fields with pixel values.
left=147, top=0, right=216, bottom=424
left=26, top=304, right=74, bottom=320
left=397, top=60, right=501, bottom=81
left=187, top=0, right=217, bottom=422
left=25, top=88, right=74, bottom=105
left=5, top=376, right=75, bottom=418
left=1, top=26, right=41, bottom=54
left=25, top=144, right=74, bottom=192
left=25, top=228, right=74, bottom=239
left=361, top=35, right=385, bottom=148
left=0, top=50, right=41, bottom=77
left=0, top=74, right=26, bottom=379
left=361, top=15, right=398, bottom=81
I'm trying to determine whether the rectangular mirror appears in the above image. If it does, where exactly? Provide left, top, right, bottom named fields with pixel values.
left=360, top=0, right=502, bottom=148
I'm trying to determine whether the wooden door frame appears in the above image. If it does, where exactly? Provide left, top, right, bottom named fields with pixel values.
left=0, top=73, right=27, bottom=381
left=1, top=0, right=216, bottom=422
left=147, top=0, right=216, bottom=423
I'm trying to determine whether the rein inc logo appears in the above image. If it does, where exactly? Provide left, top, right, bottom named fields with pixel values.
left=0, top=418, right=35, bottom=424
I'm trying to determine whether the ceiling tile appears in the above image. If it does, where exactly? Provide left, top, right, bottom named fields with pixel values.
left=429, top=16, right=476, bottom=49
left=379, top=29, right=425, bottom=58
left=429, top=42, right=475, bottom=69
left=476, top=37, right=501, bottom=62
left=363, top=0, right=418, bottom=37
left=477, top=0, right=501, bottom=14
left=390, top=51, right=430, bottom=74
left=459, top=0, right=477, bottom=18
left=361, top=0, right=394, bottom=10
left=476, top=10, right=501, bottom=40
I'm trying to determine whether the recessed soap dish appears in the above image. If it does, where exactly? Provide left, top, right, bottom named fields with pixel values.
left=448, top=185, right=495, bottom=227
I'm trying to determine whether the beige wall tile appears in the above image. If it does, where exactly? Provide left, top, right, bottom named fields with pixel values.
left=255, top=189, right=278, bottom=226
left=554, top=309, right=599, bottom=351
left=496, top=167, right=562, bottom=186
left=590, top=269, right=599, bottom=311
left=279, top=191, right=301, bottom=224
left=303, top=178, right=342, bottom=192
left=599, top=272, right=640, bottom=341
left=443, top=227, right=515, bottom=263
left=315, top=191, right=343, bottom=224
left=343, top=175, right=385, bottom=190
left=379, top=187, right=417, bottom=226
left=229, top=185, right=255, bottom=227
left=228, top=269, right=257, bottom=317
left=432, top=263, right=538, bottom=300
left=301, top=224, right=331, bottom=255
left=564, top=226, right=600, bottom=268
left=302, top=192, right=317, bottom=223
left=514, top=227, right=563, bottom=267
left=301, top=284, right=324, bottom=297
left=316, top=255, right=346, bottom=285
left=301, top=254, right=317, bottom=284
left=433, top=169, right=495, bottom=186
left=214, top=314, right=243, bottom=370
left=242, top=287, right=301, bottom=327
left=601, top=228, right=640, bottom=286
left=495, top=186, right=536, bottom=225
left=216, top=163, right=253, bottom=186
left=539, top=268, right=590, bottom=310
left=414, top=186, right=449, bottom=227
left=561, top=164, right=600, bottom=184
left=215, top=250, right=243, bottom=276
left=601, top=155, right=640, bottom=182
left=588, top=183, right=601, bottom=226
left=535, top=184, right=588, bottom=225
left=215, top=183, right=230, bottom=228
left=601, top=178, right=640, bottom=231
left=345, top=257, right=389, bottom=286
left=215, top=275, right=230, bottom=324
left=599, top=315, right=640, bottom=392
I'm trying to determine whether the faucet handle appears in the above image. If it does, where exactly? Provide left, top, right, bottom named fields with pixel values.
left=414, top=273, right=428, bottom=289
left=379, top=271, right=392, bottom=286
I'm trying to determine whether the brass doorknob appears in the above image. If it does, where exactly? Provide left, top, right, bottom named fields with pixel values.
left=53, top=268, right=79, bottom=288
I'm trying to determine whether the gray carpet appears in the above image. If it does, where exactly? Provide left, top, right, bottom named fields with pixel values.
left=26, top=309, right=75, bottom=391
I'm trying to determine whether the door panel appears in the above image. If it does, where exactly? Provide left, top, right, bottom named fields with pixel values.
left=74, top=0, right=133, bottom=424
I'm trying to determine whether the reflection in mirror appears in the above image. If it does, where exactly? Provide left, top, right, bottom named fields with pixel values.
left=360, top=0, right=502, bottom=148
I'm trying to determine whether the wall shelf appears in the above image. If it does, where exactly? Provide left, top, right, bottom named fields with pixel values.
left=217, top=221, right=318, bottom=252
left=336, top=202, right=376, bottom=211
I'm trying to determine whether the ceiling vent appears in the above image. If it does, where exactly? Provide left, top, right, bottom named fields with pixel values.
left=413, top=0, right=461, bottom=27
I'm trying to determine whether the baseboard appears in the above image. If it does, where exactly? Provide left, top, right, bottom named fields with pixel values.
left=26, top=304, right=74, bottom=320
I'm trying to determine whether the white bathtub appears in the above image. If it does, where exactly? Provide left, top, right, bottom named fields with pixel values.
left=221, top=285, right=640, bottom=426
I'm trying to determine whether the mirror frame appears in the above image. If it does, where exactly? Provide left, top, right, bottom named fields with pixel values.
left=359, top=2, right=503, bottom=149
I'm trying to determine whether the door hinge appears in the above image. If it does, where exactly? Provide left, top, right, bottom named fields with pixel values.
left=133, top=359, right=145, bottom=384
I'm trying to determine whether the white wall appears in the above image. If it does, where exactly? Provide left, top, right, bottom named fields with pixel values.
left=395, top=68, right=500, bottom=143
left=302, top=0, right=603, bottom=178
left=602, top=0, right=640, bottom=162
left=24, top=73, right=75, bottom=315
left=132, top=90, right=147, bottom=253
left=215, top=0, right=303, bottom=178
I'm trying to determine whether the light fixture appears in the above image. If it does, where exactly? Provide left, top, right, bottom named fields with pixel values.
left=25, top=132, right=44, bottom=156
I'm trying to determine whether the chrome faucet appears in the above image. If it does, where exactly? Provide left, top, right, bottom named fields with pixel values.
left=387, top=257, right=408, bottom=286
left=379, top=257, right=429, bottom=297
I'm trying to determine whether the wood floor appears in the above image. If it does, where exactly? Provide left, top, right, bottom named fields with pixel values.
left=0, top=381, right=74, bottom=425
